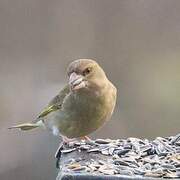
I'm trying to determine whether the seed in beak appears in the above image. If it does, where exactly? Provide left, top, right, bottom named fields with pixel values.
left=69, top=72, right=86, bottom=90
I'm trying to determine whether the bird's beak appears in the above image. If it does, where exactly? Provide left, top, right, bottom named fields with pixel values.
left=69, top=72, right=86, bottom=91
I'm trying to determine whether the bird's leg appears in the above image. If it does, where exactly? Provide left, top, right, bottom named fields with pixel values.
left=62, top=136, right=74, bottom=144
left=82, top=136, right=92, bottom=141
left=80, top=136, right=95, bottom=144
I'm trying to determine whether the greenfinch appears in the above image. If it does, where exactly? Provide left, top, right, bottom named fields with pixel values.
left=9, top=59, right=117, bottom=141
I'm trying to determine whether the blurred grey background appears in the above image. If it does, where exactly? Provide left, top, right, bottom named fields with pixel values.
left=0, top=0, right=180, bottom=179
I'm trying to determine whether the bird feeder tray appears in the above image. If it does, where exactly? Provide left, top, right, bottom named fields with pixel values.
left=56, top=135, right=180, bottom=180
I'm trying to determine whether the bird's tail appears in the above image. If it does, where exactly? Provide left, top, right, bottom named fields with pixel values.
left=8, top=121, right=43, bottom=131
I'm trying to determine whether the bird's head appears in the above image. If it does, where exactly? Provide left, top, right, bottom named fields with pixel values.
left=67, top=59, right=108, bottom=92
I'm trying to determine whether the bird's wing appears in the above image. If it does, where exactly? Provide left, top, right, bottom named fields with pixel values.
left=9, top=85, right=70, bottom=131
left=36, top=85, right=70, bottom=119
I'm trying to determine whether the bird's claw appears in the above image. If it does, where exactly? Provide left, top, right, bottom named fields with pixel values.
left=55, top=136, right=94, bottom=168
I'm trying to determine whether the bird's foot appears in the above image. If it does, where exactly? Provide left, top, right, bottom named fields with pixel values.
left=80, top=136, right=96, bottom=145
left=81, top=136, right=92, bottom=141
left=63, top=136, right=94, bottom=145
left=62, top=136, right=77, bottom=144
left=55, top=136, right=80, bottom=168
left=55, top=136, right=94, bottom=168
left=79, top=136, right=91, bottom=142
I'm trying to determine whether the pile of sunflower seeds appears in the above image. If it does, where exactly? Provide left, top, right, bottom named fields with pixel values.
left=59, top=134, right=180, bottom=179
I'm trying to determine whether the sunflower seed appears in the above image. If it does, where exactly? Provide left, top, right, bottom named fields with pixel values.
left=58, top=134, right=180, bottom=179
left=87, top=148, right=100, bottom=153
left=61, top=148, right=76, bottom=153
left=95, top=139, right=111, bottom=144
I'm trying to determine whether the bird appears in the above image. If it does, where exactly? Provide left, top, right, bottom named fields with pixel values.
left=9, top=59, right=117, bottom=143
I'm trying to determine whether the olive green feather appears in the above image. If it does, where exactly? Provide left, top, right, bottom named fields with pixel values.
left=37, top=85, right=70, bottom=119
left=9, top=59, right=117, bottom=138
left=37, top=105, right=60, bottom=118
left=9, top=85, right=70, bottom=130
left=8, top=123, right=40, bottom=130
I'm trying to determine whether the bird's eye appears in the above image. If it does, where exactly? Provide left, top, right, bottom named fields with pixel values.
left=83, top=67, right=92, bottom=76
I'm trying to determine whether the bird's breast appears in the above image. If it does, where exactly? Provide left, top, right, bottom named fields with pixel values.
left=59, top=85, right=116, bottom=138
left=67, top=91, right=108, bottom=119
